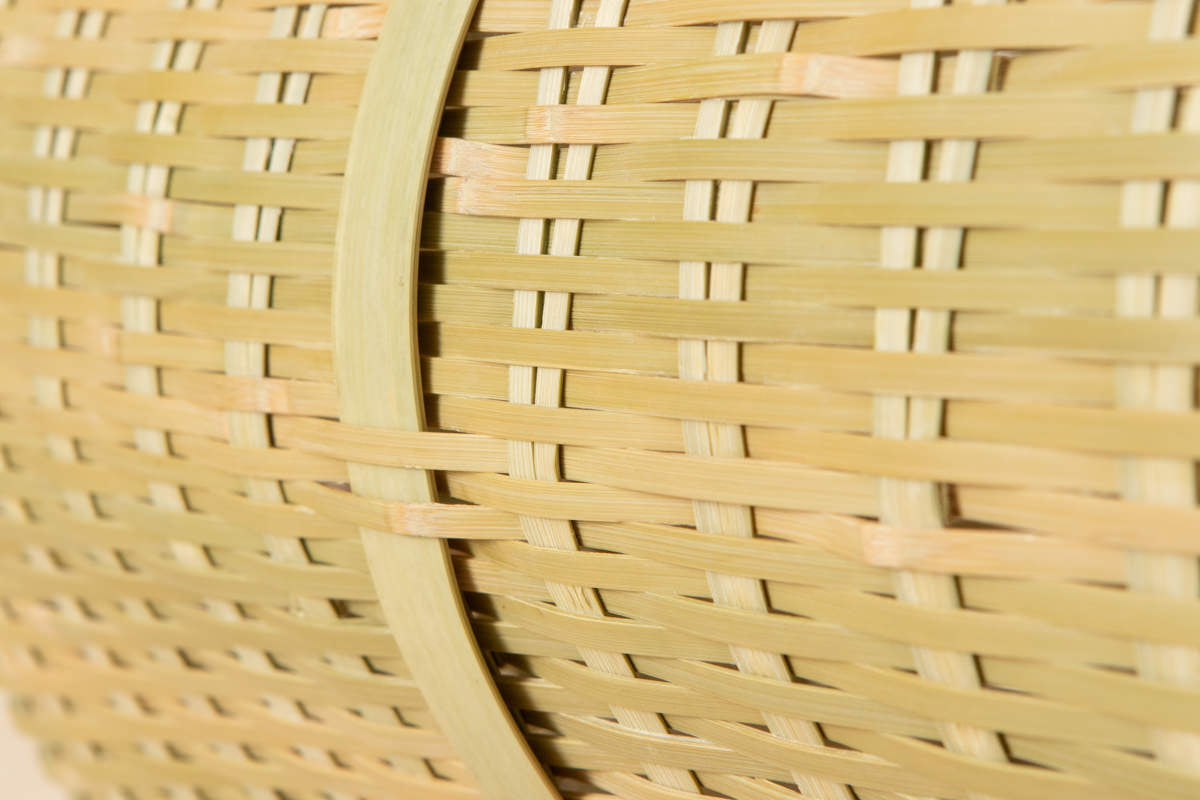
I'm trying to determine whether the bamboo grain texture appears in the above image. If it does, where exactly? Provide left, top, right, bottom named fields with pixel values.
left=2, top=0, right=1200, bottom=798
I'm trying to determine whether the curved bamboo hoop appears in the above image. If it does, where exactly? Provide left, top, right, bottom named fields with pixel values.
left=333, top=2, right=560, bottom=798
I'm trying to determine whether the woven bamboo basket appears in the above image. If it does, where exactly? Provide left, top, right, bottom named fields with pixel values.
left=4, top=0, right=1200, bottom=798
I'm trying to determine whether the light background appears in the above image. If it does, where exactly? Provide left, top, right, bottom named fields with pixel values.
left=1, top=693, right=64, bottom=799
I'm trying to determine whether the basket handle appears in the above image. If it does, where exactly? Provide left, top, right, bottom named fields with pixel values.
left=333, top=2, right=560, bottom=798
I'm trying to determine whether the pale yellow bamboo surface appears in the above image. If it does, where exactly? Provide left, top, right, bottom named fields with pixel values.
left=3, top=0, right=1200, bottom=799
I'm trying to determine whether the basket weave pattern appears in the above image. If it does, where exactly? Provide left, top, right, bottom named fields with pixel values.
left=0, top=1, right=487, bottom=797
left=421, top=1, right=1200, bottom=798
left=3, top=0, right=1200, bottom=799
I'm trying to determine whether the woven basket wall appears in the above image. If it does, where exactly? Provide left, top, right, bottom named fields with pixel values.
left=4, top=0, right=1200, bottom=799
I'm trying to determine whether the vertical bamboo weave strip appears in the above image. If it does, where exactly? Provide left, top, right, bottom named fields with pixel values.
left=508, top=0, right=700, bottom=792
left=677, top=17, right=854, bottom=800
left=115, top=5, right=237, bottom=796
left=1119, top=0, right=1200, bottom=773
left=874, top=0, right=1010, bottom=794
left=26, top=10, right=205, bottom=793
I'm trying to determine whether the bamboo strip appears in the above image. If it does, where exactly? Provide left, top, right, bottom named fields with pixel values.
left=7, top=7, right=121, bottom=790
left=674, top=15, right=857, bottom=800
left=871, top=2, right=1008, bottom=796
left=332, top=0, right=559, bottom=795
left=1114, top=0, right=1200, bottom=774
left=505, top=0, right=700, bottom=791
